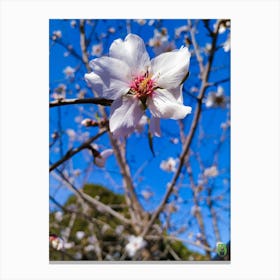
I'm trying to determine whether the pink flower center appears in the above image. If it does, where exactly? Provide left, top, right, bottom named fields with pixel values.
left=130, top=73, right=155, bottom=100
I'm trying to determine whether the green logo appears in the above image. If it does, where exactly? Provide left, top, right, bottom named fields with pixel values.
left=216, top=242, right=227, bottom=257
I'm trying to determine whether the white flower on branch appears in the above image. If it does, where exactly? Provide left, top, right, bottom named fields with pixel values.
left=141, top=190, right=153, bottom=200
left=149, top=29, right=176, bottom=55
left=52, top=30, right=62, bottom=40
left=223, top=36, right=231, bottom=52
left=170, top=137, right=179, bottom=144
left=51, top=83, right=66, bottom=100
left=70, top=20, right=77, bottom=28
left=85, top=34, right=192, bottom=138
left=205, top=86, right=226, bottom=108
left=203, top=165, right=219, bottom=178
left=63, top=66, right=75, bottom=78
left=125, top=235, right=147, bottom=257
left=134, top=19, right=146, bottom=25
left=91, top=43, right=103, bottom=57
left=49, top=234, right=64, bottom=251
left=94, top=149, right=114, bottom=167
left=160, top=157, right=177, bottom=172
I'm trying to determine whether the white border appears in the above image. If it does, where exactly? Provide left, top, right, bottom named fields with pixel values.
left=0, top=0, right=279, bottom=279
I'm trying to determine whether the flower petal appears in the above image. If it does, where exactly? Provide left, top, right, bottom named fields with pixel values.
left=169, top=85, right=184, bottom=104
left=109, top=34, right=151, bottom=76
left=84, top=72, right=104, bottom=97
left=109, top=96, right=144, bottom=137
left=151, top=47, right=191, bottom=89
left=89, top=57, right=131, bottom=99
left=85, top=71, right=128, bottom=100
left=148, top=88, right=192, bottom=119
left=94, top=149, right=114, bottom=168
left=150, top=116, right=161, bottom=137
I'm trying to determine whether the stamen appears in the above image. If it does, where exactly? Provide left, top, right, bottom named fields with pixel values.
left=129, top=73, right=155, bottom=101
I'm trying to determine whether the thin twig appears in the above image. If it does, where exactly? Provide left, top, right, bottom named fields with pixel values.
left=52, top=170, right=131, bottom=225
left=80, top=19, right=91, bottom=73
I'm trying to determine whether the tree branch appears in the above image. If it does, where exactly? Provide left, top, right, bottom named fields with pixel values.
left=49, top=129, right=107, bottom=172
left=49, top=97, right=113, bottom=108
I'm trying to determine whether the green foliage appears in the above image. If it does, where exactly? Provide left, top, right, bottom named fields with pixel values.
left=50, top=183, right=209, bottom=261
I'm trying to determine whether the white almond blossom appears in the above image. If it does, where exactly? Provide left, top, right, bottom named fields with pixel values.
left=204, top=165, right=219, bottom=178
left=49, top=235, right=64, bottom=251
left=63, top=66, right=75, bottom=78
left=160, top=157, right=177, bottom=172
left=52, top=30, right=62, bottom=40
left=125, top=235, right=147, bottom=257
left=85, top=34, right=191, bottom=138
left=205, top=86, right=226, bottom=108
left=149, top=29, right=176, bottom=55
left=141, top=190, right=153, bottom=200
left=94, top=149, right=114, bottom=167
left=91, top=43, right=103, bottom=57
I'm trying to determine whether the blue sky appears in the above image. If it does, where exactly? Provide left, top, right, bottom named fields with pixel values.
left=49, top=19, right=230, bottom=256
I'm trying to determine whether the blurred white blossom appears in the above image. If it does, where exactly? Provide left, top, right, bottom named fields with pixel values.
left=204, top=165, right=218, bottom=178
left=51, top=84, right=66, bottom=100
left=205, top=86, right=226, bottom=108
left=76, top=231, right=85, bottom=240
left=223, top=36, right=231, bottom=52
left=134, top=19, right=146, bottom=25
left=84, top=244, right=95, bottom=252
left=148, top=19, right=155, bottom=26
left=52, top=30, right=62, bottom=40
left=170, top=137, right=179, bottom=144
left=74, top=252, right=82, bottom=260
left=54, top=211, right=63, bottom=222
left=125, top=235, right=147, bottom=257
left=49, top=235, right=64, bottom=251
left=70, top=20, right=77, bottom=28
left=141, top=190, right=153, bottom=200
left=160, top=157, right=177, bottom=172
left=108, top=27, right=116, bottom=33
left=115, top=225, right=124, bottom=235
left=66, top=129, right=76, bottom=142
left=149, top=29, right=176, bottom=55
left=91, top=43, right=103, bottom=57
left=63, top=66, right=75, bottom=78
